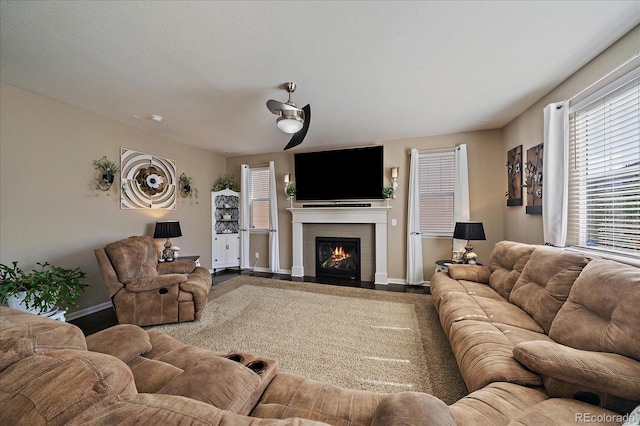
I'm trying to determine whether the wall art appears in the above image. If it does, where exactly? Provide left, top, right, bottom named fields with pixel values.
left=525, top=143, right=544, bottom=214
left=506, top=145, right=523, bottom=206
left=120, top=148, right=176, bottom=209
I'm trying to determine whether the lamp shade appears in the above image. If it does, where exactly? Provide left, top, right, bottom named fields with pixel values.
left=154, top=221, right=182, bottom=239
left=453, top=222, right=486, bottom=241
left=277, top=116, right=304, bottom=133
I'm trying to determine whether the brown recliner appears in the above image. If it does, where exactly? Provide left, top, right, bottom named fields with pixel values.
left=95, top=235, right=211, bottom=326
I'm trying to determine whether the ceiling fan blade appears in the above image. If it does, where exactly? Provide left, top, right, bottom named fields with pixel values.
left=284, top=104, right=311, bottom=150
left=267, top=99, right=302, bottom=115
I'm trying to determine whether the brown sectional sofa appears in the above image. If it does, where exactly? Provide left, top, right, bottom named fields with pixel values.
left=432, top=240, right=640, bottom=423
left=0, top=306, right=455, bottom=425
left=2, top=240, right=638, bottom=425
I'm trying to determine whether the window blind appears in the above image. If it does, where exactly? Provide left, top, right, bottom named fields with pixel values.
left=567, top=68, right=640, bottom=258
left=249, top=168, right=270, bottom=230
left=419, top=150, right=455, bottom=236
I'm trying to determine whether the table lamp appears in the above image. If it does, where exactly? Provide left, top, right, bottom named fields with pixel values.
left=154, top=221, right=182, bottom=261
left=453, top=221, right=486, bottom=254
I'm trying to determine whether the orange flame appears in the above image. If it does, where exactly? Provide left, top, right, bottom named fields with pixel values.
left=331, top=246, right=351, bottom=262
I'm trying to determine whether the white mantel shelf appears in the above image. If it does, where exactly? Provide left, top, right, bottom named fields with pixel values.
left=288, top=206, right=391, bottom=284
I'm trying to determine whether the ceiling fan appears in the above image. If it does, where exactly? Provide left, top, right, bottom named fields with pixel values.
left=266, top=82, right=311, bottom=150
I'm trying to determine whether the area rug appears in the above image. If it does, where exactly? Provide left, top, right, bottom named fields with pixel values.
left=148, top=276, right=467, bottom=404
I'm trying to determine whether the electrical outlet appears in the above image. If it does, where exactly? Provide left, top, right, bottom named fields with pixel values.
left=255, top=252, right=260, bottom=259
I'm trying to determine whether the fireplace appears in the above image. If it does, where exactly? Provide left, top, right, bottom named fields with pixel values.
left=316, top=237, right=361, bottom=280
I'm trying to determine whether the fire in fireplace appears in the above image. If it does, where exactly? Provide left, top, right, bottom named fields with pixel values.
left=316, top=237, right=361, bottom=280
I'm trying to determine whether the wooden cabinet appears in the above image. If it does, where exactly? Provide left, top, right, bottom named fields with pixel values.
left=212, top=189, right=240, bottom=270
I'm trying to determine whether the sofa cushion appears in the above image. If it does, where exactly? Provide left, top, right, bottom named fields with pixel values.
left=437, top=292, right=544, bottom=336
left=371, top=392, right=456, bottom=426
left=86, top=324, right=153, bottom=364
left=0, top=308, right=87, bottom=373
left=251, top=372, right=386, bottom=426
left=448, top=264, right=491, bottom=284
left=514, top=341, right=640, bottom=401
left=448, top=320, right=551, bottom=392
left=66, top=393, right=331, bottom=426
left=488, top=241, right=536, bottom=300
left=140, top=331, right=268, bottom=416
left=430, top=272, right=503, bottom=312
left=0, top=349, right=136, bottom=425
left=104, top=235, right=159, bottom=284
left=449, top=382, right=549, bottom=425
left=509, top=398, right=624, bottom=426
left=509, top=247, right=591, bottom=333
left=549, top=259, right=640, bottom=361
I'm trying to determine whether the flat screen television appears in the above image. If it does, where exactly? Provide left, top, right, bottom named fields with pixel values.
left=294, top=146, right=384, bottom=201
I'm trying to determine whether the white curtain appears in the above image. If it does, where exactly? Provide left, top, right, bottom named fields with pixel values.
left=453, top=144, right=470, bottom=252
left=406, top=148, right=424, bottom=284
left=542, top=101, right=569, bottom=247
left=268, top=161, right=280, bottom=273
left=239, top=164, right=251, bottom=269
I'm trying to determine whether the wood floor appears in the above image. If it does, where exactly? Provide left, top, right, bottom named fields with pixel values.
left=69, top=269, right=429, bottom=336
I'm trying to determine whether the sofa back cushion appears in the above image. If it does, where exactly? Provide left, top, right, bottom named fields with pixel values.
left=549, top=259, right=640, bottom=361
left=104, top=235, right=159, bottom=284
left=488, top=241, right=536, bottom=299
left=0, top=307, right=87, bottom=366
left=0, top=349, right=137, bottom=425
left=509, top=247, right=591, bottom=333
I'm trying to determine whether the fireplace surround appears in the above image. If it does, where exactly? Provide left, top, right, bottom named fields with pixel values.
left=288, top=206, right=390, bottom=284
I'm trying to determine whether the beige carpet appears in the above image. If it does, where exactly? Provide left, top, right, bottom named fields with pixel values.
left=148, top=276, right=467, bottom=404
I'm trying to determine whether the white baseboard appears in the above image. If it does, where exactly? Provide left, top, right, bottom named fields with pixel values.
left=66, top=301, right=113, bottom=321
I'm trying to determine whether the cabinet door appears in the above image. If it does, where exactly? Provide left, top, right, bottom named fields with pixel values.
left=212, top=236, right=227, bottom=267
left=227, top=234, right=240, bottom=267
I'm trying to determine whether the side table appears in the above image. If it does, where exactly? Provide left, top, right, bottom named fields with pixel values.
left=435, top=259, right=482, bottom=273
left=180, top=255, right=201, bottom=267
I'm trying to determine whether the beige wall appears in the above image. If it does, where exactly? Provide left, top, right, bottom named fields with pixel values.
left=502, top=25, right=639, bottom=244
left=0, top=83, right=226, bottom=315
left=226, top=129, right=505, bottom=281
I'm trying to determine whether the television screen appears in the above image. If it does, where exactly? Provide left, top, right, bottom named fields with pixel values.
left=294, top=146, right=384, bottom=201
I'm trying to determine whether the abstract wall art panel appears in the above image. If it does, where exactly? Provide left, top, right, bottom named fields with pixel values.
left=120, top=148, right=176, bottom=209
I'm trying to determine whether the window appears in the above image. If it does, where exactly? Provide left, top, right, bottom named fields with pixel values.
left=419, top=150, right=455, bottom=236
left=567, top=67, right=640, bottom=258
left=249, top=167, right=270, bottom=230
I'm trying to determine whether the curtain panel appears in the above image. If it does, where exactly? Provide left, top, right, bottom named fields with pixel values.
left=542, top=101, right=569, bottom=247
left=268, top=161, right=280, bottom=273
left=406, top=149, right=424, bottom=284
left=239, top=164, right=251, bottom=269
left=453, top=144, right=470, bottom=252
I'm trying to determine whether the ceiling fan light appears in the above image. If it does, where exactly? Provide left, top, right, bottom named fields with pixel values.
left=277, top=116, right=304, bottom=133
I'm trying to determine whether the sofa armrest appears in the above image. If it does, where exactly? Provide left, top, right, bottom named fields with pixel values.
left=513, top=341, right=640, bottom=400
left=448, top=264, right=491, bottom=284
left=86, top=324, right=152, bottom=364
left=371, top=392, right=455, bottom=426
left=157, top=259, right=196, bottom=275
left=124, top=273, right=187, bottom=292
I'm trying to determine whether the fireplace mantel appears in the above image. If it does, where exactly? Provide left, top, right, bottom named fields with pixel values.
left=288, top=206, right=390, bottom=284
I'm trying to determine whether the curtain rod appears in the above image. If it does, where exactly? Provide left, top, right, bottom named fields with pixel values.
left=559, top=51, right=640, bottom=108
left=408, top=146, right=461, bottom=155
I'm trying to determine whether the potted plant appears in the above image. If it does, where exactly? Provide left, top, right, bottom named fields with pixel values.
left=285, top=185, right=296, bottom=198
left=179, top=173, right=195, bottom=198
left=212, top=175, right=239, bottom=192
left=382, top=186, right=394, bottom=205
left=0, top=261, right=88, bottom=314
left=93, top=157, right=120, bottom=190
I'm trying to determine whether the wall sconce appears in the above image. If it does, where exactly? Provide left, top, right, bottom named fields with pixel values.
left=93, top=156, right=120, bottom=191
left=391, top=167, right=399, bottom=198
left=179, top=173, right=197, bottom=198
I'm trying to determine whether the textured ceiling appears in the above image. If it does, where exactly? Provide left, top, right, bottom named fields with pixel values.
left=1, top=1, right=639, bottom=156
